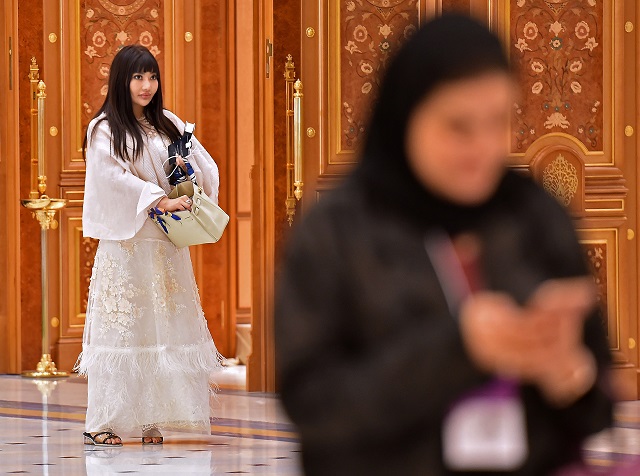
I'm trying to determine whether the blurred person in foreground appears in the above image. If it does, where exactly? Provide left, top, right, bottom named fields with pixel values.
left=275, top=14, right=613, bottom=476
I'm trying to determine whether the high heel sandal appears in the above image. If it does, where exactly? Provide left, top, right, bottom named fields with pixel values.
left=83, top=430, right=123, bottom=447
left=142, top=425, right=164, bottom=445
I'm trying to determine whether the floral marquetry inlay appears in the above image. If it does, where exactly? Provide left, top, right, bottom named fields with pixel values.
left=340, top=0, right=419, bottom=151
left=81, top=0, right=164, bottom=131
left=542, top=154, right=578, bottom=206
left=584, top=243, right=608, bottom=332
left=511, top=0, right=603, bottom=152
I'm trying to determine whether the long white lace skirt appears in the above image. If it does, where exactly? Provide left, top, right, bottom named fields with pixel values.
left=75, top=236, right=221, bottom=435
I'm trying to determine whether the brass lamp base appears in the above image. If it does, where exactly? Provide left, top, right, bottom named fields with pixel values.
left=21, top=354, right=69, bottom=378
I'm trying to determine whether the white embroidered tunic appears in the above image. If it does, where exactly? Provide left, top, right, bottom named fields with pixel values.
left=76, top=110, right=221, bottom=435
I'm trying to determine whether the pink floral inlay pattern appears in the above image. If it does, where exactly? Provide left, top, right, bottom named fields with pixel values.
left=511, top=0, right=603, bottom=152
left=81, top=0, right=163, bottom=130
left=341, top=0, right=419, bottom=150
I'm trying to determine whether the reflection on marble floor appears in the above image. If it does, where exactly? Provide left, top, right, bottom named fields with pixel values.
left=0, top=374, right=301, bottom=475
left=3, top=375, right=640, bottom=475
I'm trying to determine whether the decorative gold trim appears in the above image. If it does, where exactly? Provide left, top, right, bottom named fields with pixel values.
left=29, top=57, right=40, bottom=199
left=48, top=33, right=57, bottom=43
left=284, top=55, right=297, bottom=226
left=627, top=229, right=635, bottom=241
left=306, top=27, right=315, bottom=38
left=293, top=79, right=304, bottom=201
left=71, top=220, right=88, bottom=328
left=625, top=125, right=634, bottom=137
left=585, top=198, right=625, bottom=213
left=625, top=21, right=634, bottom=33
left=21, top=354, right=68, bottom=378
left=542, top=154, right=578, bottom=207
left=185, top=31, right=193, bottom=42
left=69, top=0, right=85, bottom=162
left=49, top=126, right=58, bottom=137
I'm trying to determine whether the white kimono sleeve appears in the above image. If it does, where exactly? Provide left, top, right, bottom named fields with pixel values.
left=163, top=110, right=221, bottom=204
left=189, top=136, right=220, bottom=204
left=82, top=121, right=167, bottom=240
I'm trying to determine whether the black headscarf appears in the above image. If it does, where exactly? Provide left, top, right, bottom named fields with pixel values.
left=350, top=14, right=513, bottom=234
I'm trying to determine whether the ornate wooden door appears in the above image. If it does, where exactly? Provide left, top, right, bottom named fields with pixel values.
left=290, top=0, right=640, bottom=398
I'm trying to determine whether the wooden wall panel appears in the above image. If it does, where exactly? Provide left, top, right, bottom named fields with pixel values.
left=503, top=0, right=637, bottom=397
left=510, top=0, right=604, bottom=153
left=326, top=0, right=419, bottom=177
left=80, top=0, right=164, bottom=132
left=18, top=0, right=44, bottom=371
left=235, top=0, right=254, bottom=328
left=196, top=0, right=236, bottom=358
left=338, top=0, right=419, bottom=153
left=58, top=189, right=98, bottom=368
left=0, top=0, right=22, bottom=374
left=442, top=0, right=471, bottom=14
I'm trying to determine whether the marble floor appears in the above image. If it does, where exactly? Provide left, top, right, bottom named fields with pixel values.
left=2, top=374, right=640, bottom=475
left=0, top=374, right=301, bottom=475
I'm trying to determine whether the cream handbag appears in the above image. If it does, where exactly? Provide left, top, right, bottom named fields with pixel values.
left=148, top=181, right=229, bottom=248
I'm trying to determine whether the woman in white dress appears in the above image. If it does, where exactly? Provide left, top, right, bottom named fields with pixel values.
left=76, top=45, right=221, bottom=446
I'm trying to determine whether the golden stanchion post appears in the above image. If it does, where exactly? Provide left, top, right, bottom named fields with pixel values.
left=20, top=78, right=68, bottom=378
left=293, top=79, right=304, bottom=201
left=284, top=55, right=297, bottom=226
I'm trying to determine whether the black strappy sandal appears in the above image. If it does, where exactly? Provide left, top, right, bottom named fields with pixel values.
left=83, top=430, right=123, bottom=447
left=142, top=425, right=164, bottom=445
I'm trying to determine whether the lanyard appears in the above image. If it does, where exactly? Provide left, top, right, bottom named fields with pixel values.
left=424, top=230, right=477, bottom=317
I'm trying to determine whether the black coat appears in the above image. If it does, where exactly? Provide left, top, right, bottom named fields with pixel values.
left=275, top=172, right=612, bottom=476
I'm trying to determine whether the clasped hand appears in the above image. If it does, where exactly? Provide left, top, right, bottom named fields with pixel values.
left=460, top=278, right=598, bottom=407
left=157, top=194, right=192, bottom=212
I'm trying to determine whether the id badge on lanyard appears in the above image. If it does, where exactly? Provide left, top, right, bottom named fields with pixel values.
left=425, top=232, right=528, bottom=471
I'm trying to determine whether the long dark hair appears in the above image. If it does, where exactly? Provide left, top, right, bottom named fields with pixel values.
left=83, top=45, right=181, bottom=162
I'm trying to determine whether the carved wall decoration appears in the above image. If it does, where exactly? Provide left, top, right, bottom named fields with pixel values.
left=531, top=145, right=585, bottom=214
left=510, top=0, right=603, bottom=152
left=340, top=0, right=419, bottom=151
left=583, top=242, right=608, bottom=335
left=81, top=0, right=163, bottom=131
left=542, top=153, right=578, bottom=206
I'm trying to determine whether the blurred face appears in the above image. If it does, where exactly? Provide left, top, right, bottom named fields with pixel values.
left=405, top=72, right=513, bottom=205
left=130, top=71, right=158, bottom=117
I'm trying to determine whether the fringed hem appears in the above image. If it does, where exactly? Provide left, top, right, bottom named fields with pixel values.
left=74, top=340, right=222, bottom=378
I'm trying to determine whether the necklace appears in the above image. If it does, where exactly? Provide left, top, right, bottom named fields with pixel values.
left=138, top=115, right=158, bottom=138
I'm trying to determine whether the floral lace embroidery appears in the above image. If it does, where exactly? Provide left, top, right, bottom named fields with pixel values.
left=151, top=244, right=186, bottom=318
left=90, top=243, right=145, bottom=344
